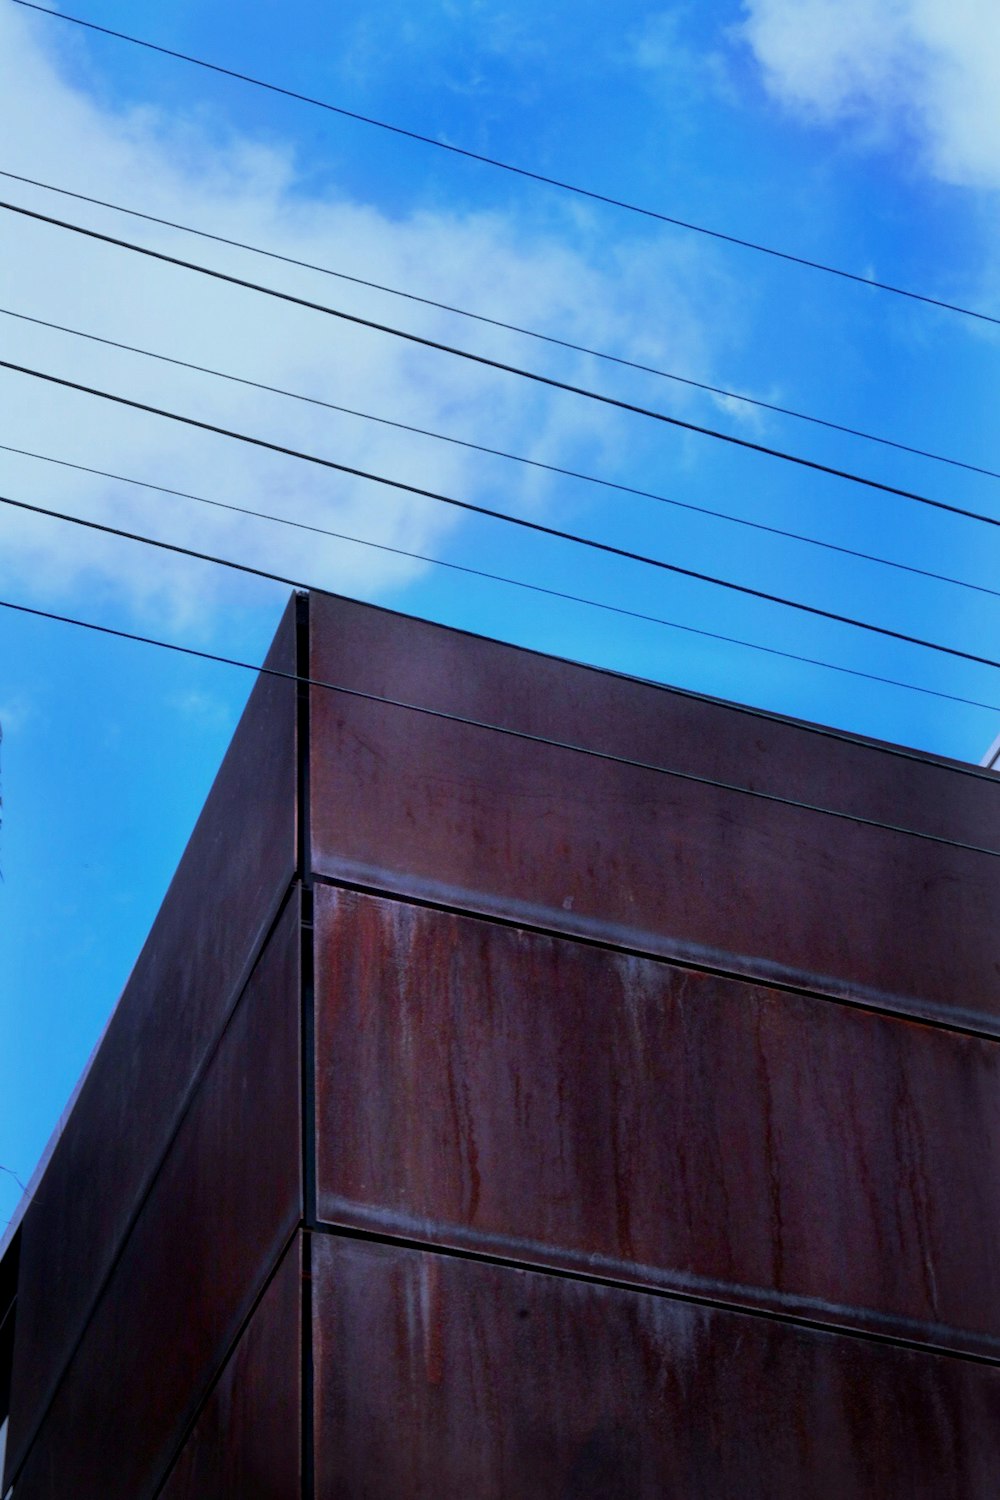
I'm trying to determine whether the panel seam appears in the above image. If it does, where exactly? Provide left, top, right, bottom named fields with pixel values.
left=308, top=1220, right=1000, bottom=1371
left=5, top=876, right=302, bottom=1489
left=309, top=870, right=1000, bottom=1045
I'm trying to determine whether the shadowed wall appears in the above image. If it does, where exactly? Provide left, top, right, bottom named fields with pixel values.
left=4, top=590, right=999, bottom=1498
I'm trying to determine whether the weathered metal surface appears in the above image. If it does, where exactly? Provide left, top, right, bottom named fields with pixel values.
left=313, top=1235, right=1000, bottom=1500
left=10, top=896, right=302, bottom=1500
left=7, top=598, right=298, bottom=1475
left=308, top=594, right=1000, bottom=842
left=158, top=1234, right=302, bottom=1500
left=315, top=886, right=1000, bottom=1356
left=308, top=593, right=1000, bottom=1030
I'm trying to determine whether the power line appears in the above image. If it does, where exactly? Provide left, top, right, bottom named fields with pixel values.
left=3, top=589, right=998, bottom=857
left=5, top=366, right=1000, bottom=672
left=6, top=199, right=1000, bottom=530
left=7, top=304, right=998, bottom=602
left=7, top=439, right=999, bottom=720
left=4, top=169, right=997, bottom=487
left=11, top=0, right=999, bottom=331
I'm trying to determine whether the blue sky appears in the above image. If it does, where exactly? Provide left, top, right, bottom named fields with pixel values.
left=2, top=0, right=999, bottom=1227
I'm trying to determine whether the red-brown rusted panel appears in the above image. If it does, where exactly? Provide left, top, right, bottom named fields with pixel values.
left=308, top=594, right=1000, bottom=1030
left=158, top=1234, right=302, bottom=1500
left=9, top=895, right=302, bottom=1500
left=315, top=886, right=1000, bottom=1357
left=7, top=598, right=298, bottom=1474
left=313, top=1234, right=1000, bottom=1500
left=308, top=592, right=1000, bottom=843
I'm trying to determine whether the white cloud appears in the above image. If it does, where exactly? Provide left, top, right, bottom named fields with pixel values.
left=0, top=3, right=738, bottom=634
left=739, top=0, right=1000, bottom=191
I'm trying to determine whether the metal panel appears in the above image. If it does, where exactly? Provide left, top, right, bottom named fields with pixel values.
left=313, top=1234, right=1000, bottom=1500
left=308, top=594, right=1000, bottom=1029
left=315, top=887, right=1000, bottom=1356
left=8, top=598, right=298, bottom=1471
left=307, top=592, right=1000, bottom=844
left=157, top=1234, right=302, bottom=1500
left=10, top=895, right=302, bottom=1500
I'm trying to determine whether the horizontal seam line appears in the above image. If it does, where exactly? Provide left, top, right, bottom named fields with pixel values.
left=306, top=1221, right=1000, bottom=1368
left=308, top=871, right=1000, bottom=1044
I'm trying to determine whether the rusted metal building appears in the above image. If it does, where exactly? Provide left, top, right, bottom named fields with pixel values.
left=2, top=589, right=999, bottom=1497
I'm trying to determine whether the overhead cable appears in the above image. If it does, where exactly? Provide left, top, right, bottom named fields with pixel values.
left=7, top=439, right=999, bottom=721
left=11, top=0, right=999, bottom=330
left=5, top=366, right=1000, bottom=671
left=6, top=305, right=997, bottom=601
left=2, top=589, right=998, bottom=858
left=3, top=169, right=996, bottom=485
left=5, top=199, right=1000, bottom=531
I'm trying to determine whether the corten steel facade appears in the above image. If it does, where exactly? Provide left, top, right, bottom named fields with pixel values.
left=3, top=589, right=1000, bottom=1496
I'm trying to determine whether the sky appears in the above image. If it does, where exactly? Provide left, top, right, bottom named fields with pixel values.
left=2, top=0, right=1000, bottom=1227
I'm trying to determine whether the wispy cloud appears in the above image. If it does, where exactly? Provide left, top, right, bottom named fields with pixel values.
left=0, top=694, right=37, bottom=736
left=0, top=3, right=740, bottom=633
left=627, top=7, right=737, bottom=105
